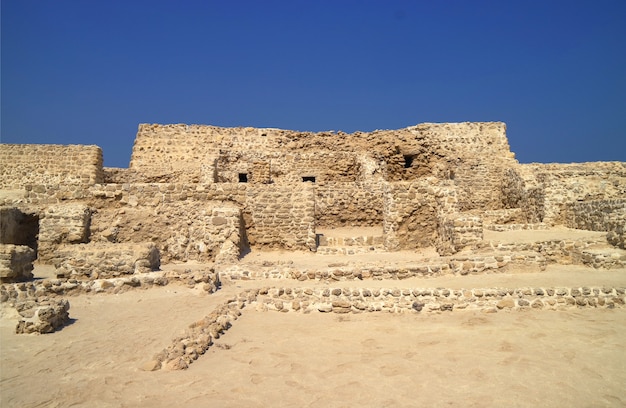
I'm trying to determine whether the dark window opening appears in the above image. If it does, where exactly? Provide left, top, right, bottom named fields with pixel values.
left=261, top=133, right=267, bottom=137
left=302, top=176, right=316, bottom=183
left=238, top=173, right=248, bottom=183
left=403, top=155, right=414, bottom=168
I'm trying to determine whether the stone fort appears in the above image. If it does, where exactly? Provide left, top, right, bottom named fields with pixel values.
left=1, top=122, right=625, bottom=355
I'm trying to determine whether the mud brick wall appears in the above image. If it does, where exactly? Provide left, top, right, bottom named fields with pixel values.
left=383, top=180, right=439, bottom=250
left=315, top=182, right=385, bottom=227
left=244, top=184, right=316, bottom=251
left=0, top=144, right=103, bottom=189
left=563, top=199, right=626, bottom=233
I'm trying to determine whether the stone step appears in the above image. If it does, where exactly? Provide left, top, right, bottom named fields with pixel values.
left=484, top=223, right=550, bottom=231
left=317, top=234, right=384, bottom=247
left=315, top=245, right=385, bottom=255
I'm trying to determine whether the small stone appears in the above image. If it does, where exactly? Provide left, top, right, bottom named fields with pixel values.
left=497, top=298, right=515, bottom=309
left=139, top=360, right=161, bottom=372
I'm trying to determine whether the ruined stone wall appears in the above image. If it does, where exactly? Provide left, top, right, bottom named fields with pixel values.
left=563, top=199, right=626, bottom=233
left=383, top=180, right=440, bottom=250
left=396, top=122, right=517, bottom=211
left=89, top=201, right=244, bottom=263
left=503, top=162, right=626, bottom=224
left=0, top=244, right=35, bottom=282
left=0, top=144, right=103, bottom=189
left=87, top=182, right=315, bottom=258
left=37, top=204, right=91, bottom=263
left=315, top=182, right=385, bottom=227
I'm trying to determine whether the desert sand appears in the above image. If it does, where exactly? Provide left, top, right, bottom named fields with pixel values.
left=2, top=228, right=626, bottom=407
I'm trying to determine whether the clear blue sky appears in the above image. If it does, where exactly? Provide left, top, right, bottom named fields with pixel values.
left=2, top=0, right=625, bottom=167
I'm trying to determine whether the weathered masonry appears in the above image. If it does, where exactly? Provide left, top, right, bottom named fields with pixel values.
left=1, top=122, right=625, bottom=282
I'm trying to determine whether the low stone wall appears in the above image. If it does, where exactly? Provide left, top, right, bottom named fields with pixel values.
left=219, top=252, right=547, bottom=281
left=0, top=269, right=219, bottom=303
left=144, top=298, right=246, bottom=371
left=0, top=144, right=103, bottom=189
left=254, top=285, right=626, bottom=314
left=0, top=244, right=36, bottom=282
left=148, top=283, right=626, bottom=370
left=14, top=298, right=70, bottom=334
left=436, top=213, right=483, bottom=256
left=563, top=199, right=626, bottom=233
left=53, top=242, right=160, bottom=279
left=477, top=237, right=610, bottom=265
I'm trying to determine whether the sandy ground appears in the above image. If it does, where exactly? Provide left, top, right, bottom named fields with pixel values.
left=2, top=227, right=626, bottom=407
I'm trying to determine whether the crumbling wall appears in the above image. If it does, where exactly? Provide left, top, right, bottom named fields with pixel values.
left=38, top=204, right=91, bottom=263
left=503, top=162, right=626, bottom=225
left=89, top=198, right=245, bottom=263
left=396, top=122, right=517, bottom=211
left=0, top=144, right=103, bottom=189
left=54, top=242, right=160, bottom=279
left=0, top=244, right=36, bottom=282
left=383, top=180, right=439, bottom=250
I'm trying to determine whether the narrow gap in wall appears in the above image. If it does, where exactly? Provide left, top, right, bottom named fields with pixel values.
left=302, top=176, right=316, bottom=183
left=238, top=173, right=248, bottom=183
left=403, top=155, right=414, bottom=169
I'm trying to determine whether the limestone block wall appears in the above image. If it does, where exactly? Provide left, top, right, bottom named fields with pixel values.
left=504, top=162, right=626, bottom=224
left=315, top=182, right=385, bottom=227
left=89, top=200, right=244, bottom=263
left=38, top=204, right=91, bottom=263
left=436, top=214, right=484, bottom=256
left=54, top=242, right=160, bottom=279
left=216, top=151, right=360, bottom=184
left=563, top=199, right=626, bottom=233
left=0, top=144, right=103, bottom=189
left=501, top=166, right=546, bottom=223
left=244, top=184, right=316, bottom=251
left=383, top=180, right=440, bottom=250
left=0, top=244, right=36, bottom=282
left=397, top=122, right=518, bottom=211
left=88, top=182, right=315, bottom=258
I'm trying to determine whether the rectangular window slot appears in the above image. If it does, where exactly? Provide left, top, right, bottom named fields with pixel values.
left=302, top=176, right=316, bottom=183
left=238, top=173, right=248, bottom=183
